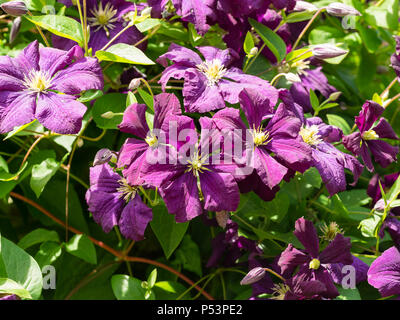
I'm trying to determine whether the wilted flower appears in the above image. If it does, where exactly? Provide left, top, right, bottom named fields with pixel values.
left=0, top=41, right=103, bottom=134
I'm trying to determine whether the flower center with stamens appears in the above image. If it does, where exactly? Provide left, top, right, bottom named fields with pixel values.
left=271, top=283, right=291, bottom=300
left=186, top=152, right=209, bottom=176
left=251, top=127, right=271, bottom=147
left=309, top=258, right=320, bottom=270
left=362, top=129, right=379, bottom=141
left=117, top=178, right=138, bottom=202
left=145, top=132, right=158, bottom=147
left=196, top=59, right=227, bottom=86
left=88, top=2, right=118, bottom=36
left=299, top=125, right=323, bottom=146
left=23, top=70, right=52, bottom=93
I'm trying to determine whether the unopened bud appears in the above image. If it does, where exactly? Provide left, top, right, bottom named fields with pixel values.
left=326, top=2, right=361, bottom=17
left=249, top=47, right=258, bottom=56
left=328, top=91, right=342, bottom=101
left=9, top=16, right=21, bottom=43
left=128, top=78, right=141, bottom=91
left=140, top=6, right=152, bottom=18
left=374, top=199, right=386, bottom=212
left=312, top=44, right=348, bottom=59
left=284, top=72, right=301, bottom=83
left=292, top=1, right=318, bottom=12
left=93, top=148, right=114, bottom=166
left=76, top=137, right=84, bottom=148
left=0, top=1, right=28, bottom=16
left=101, top=111, right=115, bottom=119
left=216, top=211, right=229, bottom=229
left=240, top=267, right=266, bottom=285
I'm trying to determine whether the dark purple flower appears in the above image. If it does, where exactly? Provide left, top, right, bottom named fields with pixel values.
left=206, top=220, right=262, bottom=268
left=0, top=41, right=103, bottom=134
left=290, top=67, right=336, bottom=113
left=343, top=101, right=399, bottom=172
left=299, top=116, right=363, bottom=196
left=368, top=246, right=400, bottom=297
left=85, top=163, right=152, bottom=241
left=140, top=115, right=240, bottom=222
left=326, top=255, right=369, bottom=285
left=238, top=88, right=312, bottom=191
left=278, top=217, right=353, bottom=299
left=157, top=44, right=279, bottom=113
left=53, top=0, right=146, bottom=53
left=117, top=93, right=182, bottom=186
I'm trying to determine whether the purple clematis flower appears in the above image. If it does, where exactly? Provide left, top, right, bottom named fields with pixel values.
left=368, top=246, right=400, bottom=297
left=85, top=163, right=152, bottom=241
left=117, top=93, right=182, bottom=186
left=298, top=116, right=363, bottom=196
left=140, top=114, right=240, bottom=223
left=157, top=44, right=279, bottom=113
left=54, top=0, right=146, bottom=53
left=326, top=255, right=369, bottom=285
left=343, top=101, right=399, bottom=172
left=225, top=88, right=312, bottom=198
left=278, top=217, right=353, bottom=299
left=0, top=40, right=103, bottom=134
left=0, top=294, right=18, bottom=300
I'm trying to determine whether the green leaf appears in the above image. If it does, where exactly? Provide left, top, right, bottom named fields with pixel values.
left=96, top=43, right=155, bottom=65
left=0, top=234, right=43, bottom=299
left=286, top=48, right=313, bottom=64
left=25, top=0, right=55, bottom=12
left=386, top=175, right=400, bottom=204
left=18, top=228, right=60, bottom=250
left=2, top=120, right=39, bottom=141
left=355, top=22, right=381, bottom=53
left=364, top=0, right=398, bottom=30
left=243, top=31, right=255, bottom=55
left=336, top=287, right=361, bottom=300
left=92, top=93, right=126, bottom=129
left=111, top=274, right=148, bottom=300
left=248, top=18, right=286, bottom=63
left=0, top=278, right=32, bottom=300
left=34, top=241, right=63, bottom=268
left=174, top=235, right=202, bottom=277
left=77, top=89, right=104, bottom=103
left=30, top=157, right=60, bottom=198
left=150, top=204, right=189, bottom=259
left=153, top=281, right=188, bottom=300
left=327, top=114, right=351, bottom=135
left=285, top=11, right=316, bottom=23
left=309, top=89, right=320, bottom=111
left=0, top=162, right=28, bottom=182
left=26, top=15, right=83, bottom=45
left=135, top=18, right=160, bottom=32
left=147, top=269, right=157, bottom=289
left=359, top=212, right=383, bottom=238
left=263, top=192, right=290, bottom=223
left=137, top=87, right=154, bottom=110
left=65, top=234, right=97, bottom=265
left=126, top=91, right=137, bottom=106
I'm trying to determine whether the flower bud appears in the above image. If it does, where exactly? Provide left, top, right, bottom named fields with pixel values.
left=140, top=6, right=152, bottom=18
left=93, top=148, right=114, bottom=166
left=128, top=78, right=141, bottom=91
left=284, top=72, right=301, bottom=83
left=328, top=91, right=342, bottom=101
left=249, top=47, right=258, bottom=56
left=374, top=199, right=386, bottom=212
left=9, top=16, right=21, bottom=43
left=326, top=2, right=361, bottom=17
left=292, top=1, right=318, bottom=12
left=312, top=44, right=348, bottom=59
left=101, top=111, right=115, bottom=119
left=240, top=267, right=266, bottom=285
left=0, top=1, right=28, bottom=16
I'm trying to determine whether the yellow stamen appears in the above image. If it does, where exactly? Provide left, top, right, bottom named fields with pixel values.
left=196, top=59, right=227, bottom=86
left=23, top=70, right=52, bottom=93
left=309, top=258, right=320, bottom=270
left=299, top=125, right=322, bottom=146
left=362, top=129, right=379, bottom=141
